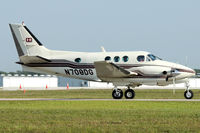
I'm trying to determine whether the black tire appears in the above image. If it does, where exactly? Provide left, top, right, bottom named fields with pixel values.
left=184, top=90, right=193, bottom=99
left=112, top=89, right=123, bottom=99
left=125, top=89, right=135, bottom=99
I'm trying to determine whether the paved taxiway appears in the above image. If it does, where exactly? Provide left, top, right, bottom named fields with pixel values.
left=0, top=98, right=200, bottom=101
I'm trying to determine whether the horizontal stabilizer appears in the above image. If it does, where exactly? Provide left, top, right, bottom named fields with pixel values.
left=19, top=56, right=51, bottom=64
left=94, top=61, right=137, bottom=79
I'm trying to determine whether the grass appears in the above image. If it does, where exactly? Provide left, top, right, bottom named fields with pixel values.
left=0, top=101, right=200, bottom=132
left=0, top=89, right=200, bottom=132
left=0, top=89, right=200, bottom=99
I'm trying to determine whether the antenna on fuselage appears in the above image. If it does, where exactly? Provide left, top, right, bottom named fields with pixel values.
left=101, top=46, right=106, bottom=52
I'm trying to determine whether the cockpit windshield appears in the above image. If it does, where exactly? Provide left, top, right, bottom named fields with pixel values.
left=147, top=54, right=162, bottom=61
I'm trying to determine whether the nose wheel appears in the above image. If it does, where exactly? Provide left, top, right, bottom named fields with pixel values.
left=184, top=80, right=193, bottom=99
left=184, top=90, right=193, bottom=99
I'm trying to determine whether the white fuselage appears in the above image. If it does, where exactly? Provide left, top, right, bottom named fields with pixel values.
left=9, top=23, right=195, bottom=88
left=9, top=23, right=196, bottom=99
left=22, top=48, right=195, bottom=87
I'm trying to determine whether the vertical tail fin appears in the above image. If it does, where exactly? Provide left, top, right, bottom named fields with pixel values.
left=9, top=23, right=49, bottom=57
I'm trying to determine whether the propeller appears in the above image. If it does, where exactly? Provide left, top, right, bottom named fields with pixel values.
left=163, top=69, right=180, bottom=82
left=163, top=69, right=180, bottom=95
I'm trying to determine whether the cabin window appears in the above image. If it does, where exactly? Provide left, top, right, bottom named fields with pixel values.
left=75, top=58, right=81, bottom=63
left=123, top=56, right=129, bottom=62
left=137, top=55, right=145, bottom=62
left=105, top=56, right=111, bottom=61
left=114, top=56, right=120, bottom=62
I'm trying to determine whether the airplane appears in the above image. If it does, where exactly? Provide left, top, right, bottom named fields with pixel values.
left=9, top=23, right=196, bottom=99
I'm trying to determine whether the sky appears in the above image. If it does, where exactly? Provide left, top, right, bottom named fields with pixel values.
left=0, top=0, right=200, bottom=72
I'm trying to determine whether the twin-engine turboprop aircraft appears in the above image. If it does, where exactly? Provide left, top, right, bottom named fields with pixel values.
left=9, top=23, right=196, bottom=99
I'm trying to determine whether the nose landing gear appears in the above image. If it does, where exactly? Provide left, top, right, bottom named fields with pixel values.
left=184, top=90, right=193, bottom=99
left=184, top=80, right=193, bottom=99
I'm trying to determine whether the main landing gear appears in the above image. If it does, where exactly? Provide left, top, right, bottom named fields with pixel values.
left=184, top=81, right=193, bottom=99
left=112, top=86, right=135, bottom=99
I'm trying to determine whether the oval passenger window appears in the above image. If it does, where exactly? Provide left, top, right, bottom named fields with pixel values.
left=123, top=56, right=129, bottom=62
left=137, top=56, right=145, bottom=62
left=75, top=58, right=81, bottom=63
left=105, top=56, right=111, bottom=61
left=114, top=56, right=120, bottom=62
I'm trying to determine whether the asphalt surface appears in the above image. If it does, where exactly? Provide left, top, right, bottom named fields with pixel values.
left=0, top=98, right=200, bottom=101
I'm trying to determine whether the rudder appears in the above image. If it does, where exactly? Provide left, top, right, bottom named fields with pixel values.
left=9, top=23, right=48, bottom=57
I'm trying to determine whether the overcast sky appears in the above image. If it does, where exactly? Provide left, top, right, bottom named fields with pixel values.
left=0, top=0, right=200, bottom=72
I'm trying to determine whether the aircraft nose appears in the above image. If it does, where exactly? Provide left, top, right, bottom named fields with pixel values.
left=180, top=66, right=196, bottom=78
left=172, top=63, right=196, bottom=79
left=190, top=68, right=196, bottom=76
left=186, top=66, right=195, bottom=74
left=161, top=61, right=196, bottom=79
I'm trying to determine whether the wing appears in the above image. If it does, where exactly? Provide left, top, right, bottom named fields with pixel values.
left=94, top=61, right=138, bottom=79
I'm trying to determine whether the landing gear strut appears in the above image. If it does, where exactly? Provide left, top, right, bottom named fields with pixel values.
left=184, top=80, right=193, bottom=99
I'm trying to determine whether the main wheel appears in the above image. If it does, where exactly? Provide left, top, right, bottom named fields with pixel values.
left=184, top=90, right=193, bottom=99
left=112, top=89, right=123, bottom=99
left=125, top=89, right=135, bottom=99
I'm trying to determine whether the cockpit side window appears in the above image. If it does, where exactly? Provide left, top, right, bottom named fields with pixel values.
left=137, top=55, right=145, bottom=62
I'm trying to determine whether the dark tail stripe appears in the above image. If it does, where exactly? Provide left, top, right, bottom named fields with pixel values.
left=24, top=26, right=43, bottom=46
